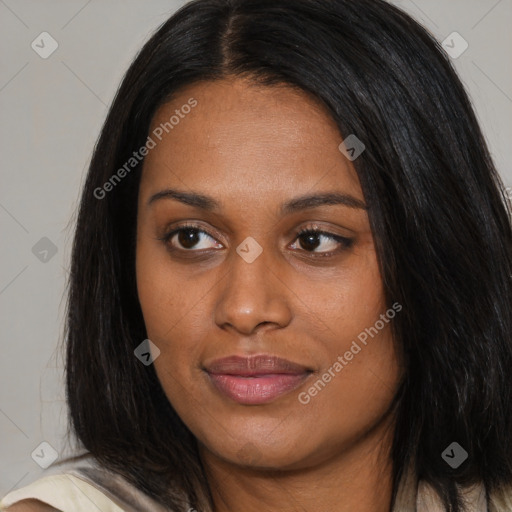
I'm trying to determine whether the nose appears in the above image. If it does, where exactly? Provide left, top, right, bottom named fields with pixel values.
left=213, top=243, right=292, bottom=336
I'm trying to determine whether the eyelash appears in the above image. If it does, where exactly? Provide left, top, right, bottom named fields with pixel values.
left=157, top=222, right=354, bottom=258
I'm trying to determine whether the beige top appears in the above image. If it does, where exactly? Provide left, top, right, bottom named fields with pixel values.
left=1, top=453, right=170, bottom=512
left=1, top=451, right=509, bottom=511
left=1, top=475, right=124, bottom=512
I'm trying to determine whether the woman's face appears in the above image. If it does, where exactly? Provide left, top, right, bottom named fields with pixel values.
left=136, top=78, right=401, bottom=470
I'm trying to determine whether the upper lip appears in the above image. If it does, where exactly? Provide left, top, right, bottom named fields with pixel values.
left=204, top=355, right=311, bottom=376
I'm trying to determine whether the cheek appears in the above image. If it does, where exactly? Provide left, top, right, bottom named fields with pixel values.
left=136, top=238, right=208, bottom=405
left=292, top=327, right=400, bottom=464
left=319, top=243, right=387, bottom=338
left=135, top=235, right=192, bottom=341
left=301, top=247, right=399, bottom=433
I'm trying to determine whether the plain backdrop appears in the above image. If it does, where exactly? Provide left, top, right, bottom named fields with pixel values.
left=1, top=0, right=511, bottom=495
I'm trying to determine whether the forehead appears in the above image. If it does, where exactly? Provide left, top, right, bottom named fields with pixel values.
left=140, top=78, right=362, bottom=205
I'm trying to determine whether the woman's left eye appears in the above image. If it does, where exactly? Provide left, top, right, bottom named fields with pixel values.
left=290, top=228, right=354, bottom=256
left=158, top=224, right=353, bottom=256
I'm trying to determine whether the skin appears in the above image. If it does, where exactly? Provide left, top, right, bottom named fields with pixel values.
left=136, top=77, right=402, bottom=512
left=6, top=499, right=61, bottom=511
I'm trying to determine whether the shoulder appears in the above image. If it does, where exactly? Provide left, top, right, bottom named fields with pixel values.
left=1, top=499, right=61, bottom=511
left=1, top=452, right=184, bottom=512
left=488, top=483, right=512, bottom=512
left=1, top=473, right=125, bottom=512
left=417, top=480, right=512, bottom=512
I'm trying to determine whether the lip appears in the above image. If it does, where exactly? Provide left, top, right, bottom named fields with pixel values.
left=204, top=355, right=312, bottom=405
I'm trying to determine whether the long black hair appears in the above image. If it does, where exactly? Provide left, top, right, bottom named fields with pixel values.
left=64, top=0, right=512, bottom=510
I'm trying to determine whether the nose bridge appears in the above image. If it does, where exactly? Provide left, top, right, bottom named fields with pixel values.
left=230, top=236, right=269, bottom=292
left=214, top=236, right=291, bottom=334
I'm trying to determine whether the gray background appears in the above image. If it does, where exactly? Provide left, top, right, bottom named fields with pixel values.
left=1, top=0, right=511, bottom=495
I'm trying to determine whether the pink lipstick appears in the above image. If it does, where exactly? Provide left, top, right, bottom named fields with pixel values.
left=204, top=355, right=312, bottom=405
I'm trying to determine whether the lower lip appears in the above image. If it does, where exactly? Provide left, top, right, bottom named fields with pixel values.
left=206, top=373, right=310, bottom=405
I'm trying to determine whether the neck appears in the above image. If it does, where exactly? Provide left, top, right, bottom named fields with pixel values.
left=199, top=416, right=396, bottom=512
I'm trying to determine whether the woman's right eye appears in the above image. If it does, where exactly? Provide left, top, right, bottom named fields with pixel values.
left=159, top=225, right=223, bottom=252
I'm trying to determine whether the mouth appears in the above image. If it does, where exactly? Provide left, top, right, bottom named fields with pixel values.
left=203, top=355, right=313, bottom=405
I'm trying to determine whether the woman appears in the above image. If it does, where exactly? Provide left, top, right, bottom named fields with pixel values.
left=2, top=0, right=512, bottom=510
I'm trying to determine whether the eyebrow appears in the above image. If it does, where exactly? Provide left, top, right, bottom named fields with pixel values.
left=147, top=188, right=367, bottom=213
